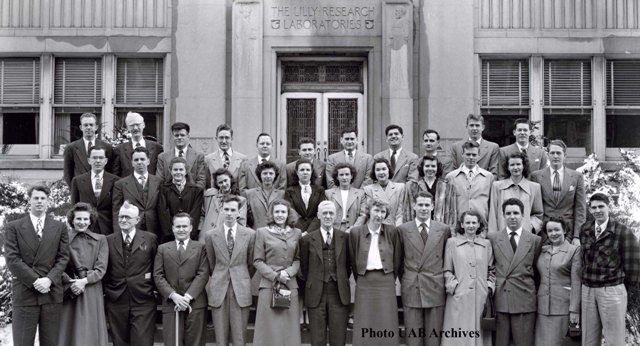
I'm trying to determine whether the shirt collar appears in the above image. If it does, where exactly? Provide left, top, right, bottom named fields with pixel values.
left=299, top=182, right=311, bottom=189
left=551, top=166, right=565, bottom=176
left=469, top=137, right=483, bottom=145
left=321, top=227, right=334, bottom=241
left=174, top=147, right=188, bottom=157
left=122, top=229, right=136, bottom=241
left=29, top=213, right=45, bottom=227
left=220, top=148, right=233, bottom=157
left=83, top=137, right=96, bottom=148
left=461, top=165, right=478, bottom=175
left=176, top=238, right=189, bottom=248
left=134, top=172, right=149, bottom=181
left=596, top=218, right=609, bottom=231
left=506, top=227, right=523, bottom=237
left=133, top=138, right=146, bottom=148
left=415, top=218, right=431, bottom=230
left=389, top=147, right=402, bottom=155
left=92, top=170, right=104, bottom=179
left=258, top=155, right=270, bottom=163
left=367, top=225, right=381, bottom=236
left=516, top=142, right=529, bottom=151
left=344, top=149, right=356, bottom=157
left=224, top=223, right=237, bottom=234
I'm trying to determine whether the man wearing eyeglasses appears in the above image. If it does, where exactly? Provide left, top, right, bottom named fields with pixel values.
left=113, top=112, right=164, bottom=177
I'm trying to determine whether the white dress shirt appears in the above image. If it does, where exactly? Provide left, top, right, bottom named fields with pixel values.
left=176, top=238, right=189, bottom=250
left=321, top=227, right=334, bottom=244
left=224, top=224, right=237, bottom=245
left=133, top=138, right=147, bottom=148
left=122, top=229, right=136, bottom=243
left=133, top=172, right=149, bottom=187
left=366, top=226, right=384, bottom=270
left=415, top=218, right=431, bottom=234
left=550, top=166, right=565, bottom=187
left=506, top=227, right=523, bottom=246
left=174, top=147, right=188, bottom=157
left=91, top=170, right=104, bottom=194
left=340, top=189, right=349, bottom=221
left=29, top=213, right=45, bottom=236
left=595, top=218, right=609, bottom=238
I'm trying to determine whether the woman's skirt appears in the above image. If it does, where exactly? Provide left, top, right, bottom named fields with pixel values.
left=253, top=286, right=301, bottom=346
left=352, top=270, right=400, bottom=346
left=534, top=313, right=570, bottom=346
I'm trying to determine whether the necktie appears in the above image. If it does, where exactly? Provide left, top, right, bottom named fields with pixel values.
left=467, top=170, right=474, bottom=182
left=302, top=185, right=310, bottom=208
left=178, top=240, right=185, bottom=261
left=595, top=224, right=603, bottom=239
left=553, top=170, right=561, bottom=199
left=125, top=234, right=132, bottom=248
left=138, top=175, right=146, bottom=188
left=176, top=182, right=184, bottom=193
left=36, top=218, right=43, bottom=240
left=260, top=158, right=266, bottom=164
left=94, top=174, right=102, bottom=198
left=178, top=149, right=184, bottom=158
left=135, top=142, right=141, bottom=148
left=223, top=151, right=230, bottom=169
left=390, top=150, right=397, bottom=172
left=347, top=152, right=354, bottom=163
left=509, top=231, right=517, bottom=252
left=325, top=231, right=332, bottom=246
left=419, top=223, right=428, bottom=245
left=87, top=141, right=93, bottom=155
left=521, top=148, right=527, bottom=155
left=227, top=229, right=234, bottom=256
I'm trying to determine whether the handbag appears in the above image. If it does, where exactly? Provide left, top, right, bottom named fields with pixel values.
left=480, top=293, right=496, bottom=331
left=562, top=322, right=581, bottom=346
left=270, top=280, right=291, bottom=309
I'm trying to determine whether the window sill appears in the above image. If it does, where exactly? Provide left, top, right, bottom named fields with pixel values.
left=0, top=159, right=63, bottom=170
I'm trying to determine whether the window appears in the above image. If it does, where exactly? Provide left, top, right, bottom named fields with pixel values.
left=480, top=59, right=530, bottom=147
left=606, top=60, right=640, bottom=148
left=543, top=60, right=592, bottom=157
left=53, top=58, right=103, bottom=155
left=0, top=58, right=40, bottom=156
left=115, top=58, right=164, bottom=143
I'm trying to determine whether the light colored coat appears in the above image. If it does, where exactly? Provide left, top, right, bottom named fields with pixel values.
left=373, top=148, right=419, bottom=183
left=325, top=150, right=374, bottom=188
left=204, top=149, right=247, bottom=183
left=498, top=143, right=548, bottom=179
left=156, top=146, right=207, bottom=189
left=199, top=190, right=247, bottom=241
left=356, top=181, right=406, bottom=227
left=536, top=242, right=581, bottom=315
left=238, top=156, right=287, bottom=191
left=488, top=178, right=544, bottom=234
left=449, top=139, right=500, bottom=177
left=445, top=167, right=494, bottom=222
left=253, top=227, right=301, bottom=289
left=242, top=188, right=285, bottom=229
left=325, top=187, right=366, bottom=232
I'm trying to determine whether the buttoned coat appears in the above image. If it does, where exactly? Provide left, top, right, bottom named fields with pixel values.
left=71, top=171, right=119, bottom=234
left=286, top=159, right=326, bottom=188
left=398, top=220, right=451, bottom=308
left=536, top=242, right=581, bottom=315
left=205, top=225, right=256, bottom=308
left=238, top=156, right=287, bottom=191
left=204, top=149, right=247, bottom=187
left=112, top=174, right=163, bottom=237
left=488, top=178, right=544, bottom=234
left=488, top=229, right=542, bottom=314
left=299, top=228, right=351, bottom=307
left=530, top=166, right=586, bottom=240
left=253, top=227, right=302, bottom=289
left=156, top=182, right=204, bottom=241
left=243, top=188, right=285, bottom=229
left=325, top=187, right=366, bottom=232
left=325, top=150, right=374, bottom=189
left=4, top=215, right=70, bottom=306
left=156, top=146, right=207, bottom=189
left=374, top=148, right=419, bottom=183
left=498, top=143, right=548, bottom=180
left=199, top=190, right=247, bottom=241
left=348, top=224, right=402, bottom=277
left=449, top=139, right=501, bottom=177
left=445, top=167, right=494, bottom=221
left=112, top=140, right=164, bottom=177
left=284, top=185, right=326, bottom=233
left=153, top=240, right=209, bottom=312
left=104, top=230, right=158, bottom=305
left=356, top=181, right=406, bottom=227
left=63, top=138, right=114, bottom=186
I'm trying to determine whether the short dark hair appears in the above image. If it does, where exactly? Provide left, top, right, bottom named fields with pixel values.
left=370, top=157, right=395, bottom=182
left=80, top=112, right=97, bottom=122
left=503, top=152, right=530, bottom=178
left=171, top=122, right=190, bottom=134
left=132, top=146, right=150, bottom=158
left=292, top=158, right=316, bottom=185
left=340, top=129, right=357, bottom=137
left=66, top=202, right=98, bottom=228
left=169, top=157, right=187, bottom=170
left=385, top=124, right=403, bottom=136
left=466, top=113, right=485, bottom=125
left=417, top=154, right=441, bottom=178
left=462, top=140, right=480, bottom=153
left=297, top=137, right=315, bottom=148
left=88, top=145, right=107, bottom=157
left=548, top=139, right=567, bottom=154
left=222, top=195, right=241, bottom=208
left=456, top=210, right=486, bottom=235
left=28, top=185, right=50, bottom=198
left=513, top=118, right=531, bottom=130
left=172, top=212, right=193, bottom=225
left=589, top=192, right=610, bottom=206
left=216, top=124, right=233, bottom=137
left=422, top=129, right=440, bottom=141
left=543, top=217, right=568, bottom=235
left=255, top=161, right=280, bottom=183
left=212, top=168, right=239, bottom=194
left=256, top=133, right=272, bottom=144
left=332, top=162, right=357, bottom=184
left=414, top=191, right=434, bottom=204
left=502, top=198, right=525, bottom=214
left=267, top=199, right=298, bottom=227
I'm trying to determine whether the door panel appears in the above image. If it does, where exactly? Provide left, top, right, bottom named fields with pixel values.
left=281, top=93, right=322, bottom=163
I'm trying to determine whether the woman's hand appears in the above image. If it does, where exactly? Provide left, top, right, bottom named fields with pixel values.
left=569, top=312, right=580, bottom=324
left=277, top=271, right=290, bottom=284
left=70, top=278, right=88, bottom=295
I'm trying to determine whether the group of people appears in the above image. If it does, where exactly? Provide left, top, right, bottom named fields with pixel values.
left=4, top=111, right=639, bottom=346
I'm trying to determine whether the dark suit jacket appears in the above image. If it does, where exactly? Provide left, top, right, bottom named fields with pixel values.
left=373, top=148, right=419, bottom=183
left=4, top=215, right=70, bottom=306
left=488, top=229, right=542, bottom=314
left=153, top=240, right=209, bottom=312
left=238, top=156, right=287, bottom=191
left=299, top=228, right=351, bottom=307
left=70, top=171, right=119, bottom=234
left=286, top=159, right=326, bottom=188
left=157, top=182, right=204, bottom=242
left=449, top=138, right=500, bottom=177
left=285, top=185, right=326, bottom=233
left=530, top=166, right=586, bottom=241
left=112, top=140, right=163, bottom=177
left=397, top=220, right=451, bottom=308
left=348, top=224, right=402, bottom=278
left=498, top=143, right=548, bottom=180
left=104, top=230, right=158, bottom=305
left=156, top=146, right=207, bottom=189
left=63, top=138, right=114, bottom=186
left=112, top=174, right=163, bottom=237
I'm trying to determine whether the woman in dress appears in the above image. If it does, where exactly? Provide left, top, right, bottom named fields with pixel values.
left=534, top=217, right=581, bottom=346
left=253, top=199, right=302, bottom=346
left=325, top=162, right=366, bottom=233
left=488, top=152, right=543, bottom=234
left=58, top=202, right=109, bottom=346
left=349, top=198, right=402, bottom=346
left=243, top=161, right=286, bottom=229
left=285, top=158, right=325, bottom=234
left=199, top=168, right=247, bottom=241
left=356, top=158, right=406, bottom=227
left=442, top=210, right=495, bottom=346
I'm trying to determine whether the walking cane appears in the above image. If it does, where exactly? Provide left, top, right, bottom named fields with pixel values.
left=175, top=307, right=180, bottom=346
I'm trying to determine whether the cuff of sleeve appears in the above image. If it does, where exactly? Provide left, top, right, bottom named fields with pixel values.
left=185, top=293, right=193, bottom=301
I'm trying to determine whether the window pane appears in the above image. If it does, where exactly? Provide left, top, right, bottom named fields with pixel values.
left=544, top=109, right=592, bottom=156
left=606, top=109, right=640, bottom=147
left=606, top=60, right=640, bottom=106
left=116, top=58, right=164, bottom=105
left=115, top=108, right=163, bottom=144
left=481, top=109, right=530, bottom=147
left=544, top=60, right=591, bottom=107
left=481, top=59, right=529, bottom=107
left=54, top=58, right=102, bottom=105
left=0, top=58, right=40, bottom=105
left=53, top=108, right=101, bottom=155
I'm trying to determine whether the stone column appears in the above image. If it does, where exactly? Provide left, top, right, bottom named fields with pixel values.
left=231, top=0, right=263, bottom=154
left=383, top=0, right=414, bottom=149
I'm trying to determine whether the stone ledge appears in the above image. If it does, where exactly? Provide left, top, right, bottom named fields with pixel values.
left=0, top=159, right=64, bottom=170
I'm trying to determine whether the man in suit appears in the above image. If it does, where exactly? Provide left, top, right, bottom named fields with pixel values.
left=112, top=111, right=164, bottom=177
left=299, top=201, right=350, bottom=346
left=104, top=201, right=158, bottom=346
left=204, top=124, right=247, bottom=187
left=238, top=132, right=287, bottom=191
left=5, top=185, right=70, bottom=346
left=285, top=158, right=326, bottom=233
left=449, top=113, right=500, bottom=177
left=157, top=122, right=207, bottom=189
left=445, top=141, right=494, bottom=221
left=326, top=129, right=373, bottom=189
left=530, top=139, right=586, bottom=245
left=397, top=191, right=451, bottom=346
left=488, top=198, right=542, bottom=346
left=286, top=137, right=326, bottom=187
left=154, top=212, right=209, bottom=346
left=63, top=112, right=114, bottom=186
left=70, top=145, right=120, bottom=234
left=580, top=193, right=640, bottom=346
left=374, top=124, right=419, bottom=183
left=422, top=128, right=453, bottom=177
left=205, top=195, right=256, bottom=346
left=113, top=146, right=163, bottom=237
left=498, top=118, right=548, bottom=179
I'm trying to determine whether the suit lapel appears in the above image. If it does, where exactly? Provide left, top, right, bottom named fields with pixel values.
left=185, top=148, right=197, bottom=169
left=147, top=176, right=160, bottom=206
left=558, top=169, right=572, bottom=202
left=230, top=227, right=248, bottom=262
left=180, top=241, right=198, bottom=264
left=394, top=150, right=408, bottom=175
left=291, top=186, right=306, bottom=214
left=19, top=217, right=40, bottom=253
left=421, top=226, right=444, bottom=267
left=112, top=232, right=124, bottom=260
left=124, top=176, right=144, bottom=206
left=335, top=230, right=345, bottom=261
left=507, top=230, right=533, bottom=275
left=538, top=168, right=554, bottom=202
left=214, top=230, right=231, bottom=261
left=166, top=242, right=180, bottom=264
left=130, top=231, right=144, bottom=254
left=345, top=188, right=358, bottom=211
left=477, top=141, right=489, bottom=163
left=248, top=160, right=259, bottom=185
left=311, top=231, right=324, bottom=263
left=76, top=142, right=91, bottom=172
left=496, top=230, right=515, bottom=263
left=33, top=217, right=56, bottom=263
